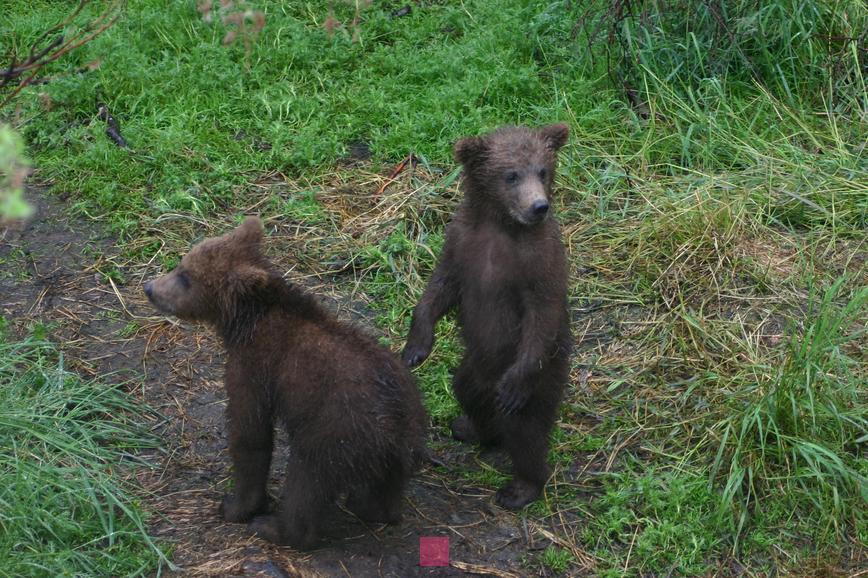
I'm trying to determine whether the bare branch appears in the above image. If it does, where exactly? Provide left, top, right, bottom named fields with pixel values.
left=1, top=0, right=124, bottom=107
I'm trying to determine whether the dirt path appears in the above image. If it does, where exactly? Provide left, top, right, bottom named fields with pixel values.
left=1, top=187, right=581, bottom=577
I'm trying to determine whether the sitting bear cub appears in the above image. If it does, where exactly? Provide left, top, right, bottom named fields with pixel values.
left=144, top=217, right=427, bottom=548
left=403, top=124, right=572, bottom=510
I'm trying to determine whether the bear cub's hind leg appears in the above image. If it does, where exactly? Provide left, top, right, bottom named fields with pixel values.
left=495, top=410, right=555, bottom=510
left=248, top=454, right=326, bottom=549
left=450, top=363, right=502, bottom=446
left=346, top=462, right=406, bottom=524
left=220, top=392, right=273, bottom=522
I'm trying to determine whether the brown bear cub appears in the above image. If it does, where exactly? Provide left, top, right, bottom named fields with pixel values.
left=403, top=124, right=571, bottom=510
left=144, top=217, right=427, bottom=548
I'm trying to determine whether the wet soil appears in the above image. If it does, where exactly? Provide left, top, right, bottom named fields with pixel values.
left=1, top=187, right=580, bottom=577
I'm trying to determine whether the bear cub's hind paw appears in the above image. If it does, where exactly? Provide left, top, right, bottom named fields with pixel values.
left=249, top=514, right=318, bottom=549
left=220, top=493, right=268, bottom=523
left=495, top=478, right=542, bottom=510
left=346, top=493, right=403, bottom=525
left=450, top=414, right=481, bottom=444
left=248, top=514, right=282, bottom=543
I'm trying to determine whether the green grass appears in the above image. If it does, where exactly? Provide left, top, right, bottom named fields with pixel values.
left=712, top=279, right=867, bottom=546
left=3, top=0, right=866, bottom=575
left=0, top=322, right=171, bottom=577
left=584, top=467, right=723, bottom=576
left=539, top=544, right=576, bottom=574
left=4, top=0, right=592, bottom=243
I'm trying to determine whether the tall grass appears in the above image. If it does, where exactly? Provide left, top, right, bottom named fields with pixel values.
left=0, top=324, right=171, bottom=577
left=712, top=279, right=867, bottom=545
left=570, top=0, right=867, bottom=114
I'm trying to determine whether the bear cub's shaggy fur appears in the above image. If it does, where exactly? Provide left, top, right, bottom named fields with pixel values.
left=403, top=124, right=572, bottom=510
left=144, top=217, right=428, bottom=548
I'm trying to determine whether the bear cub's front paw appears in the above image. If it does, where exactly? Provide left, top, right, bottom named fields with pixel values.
left=401, top=339, right=432, bottom=368
left=495, top=374, right=531, bottom=415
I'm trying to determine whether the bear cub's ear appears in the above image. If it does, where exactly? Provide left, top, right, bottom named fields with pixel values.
left=454, top=135, right=488, bottom=166
left=234, top=216, right=264, bottom=245
left=539, top=123, right=570, bottom=152
left=227, top=217, right=268, bottom=294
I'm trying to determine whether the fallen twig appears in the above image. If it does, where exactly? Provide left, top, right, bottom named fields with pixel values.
left=451, top=560, right=520, bottom=578
left=376, top=154, right=417, bottom=195
left=528, top=522, right=598, bottom=570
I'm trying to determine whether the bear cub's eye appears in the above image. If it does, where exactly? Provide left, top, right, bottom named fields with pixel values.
left=177, top=271, right=191, bottom=289
left=538, top=168, right=547, bottom=180
left=505, top=171, right=520, bottom=184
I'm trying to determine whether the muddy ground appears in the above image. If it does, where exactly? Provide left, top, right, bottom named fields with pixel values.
left=1, top=187, right=590, bottom=577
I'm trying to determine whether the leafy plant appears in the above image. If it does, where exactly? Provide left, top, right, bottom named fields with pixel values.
left=0, top=124, right=33, bottom=222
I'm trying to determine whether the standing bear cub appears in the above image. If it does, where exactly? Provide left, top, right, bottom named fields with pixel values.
left=144, top=217, right=427, bottom=548
left=403, top=124, right=571, bottom=510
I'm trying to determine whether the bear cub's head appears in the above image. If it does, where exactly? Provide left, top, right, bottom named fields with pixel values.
left=144, top=217, right=270, bottom=323
left=454, top=123, right=569, bottom=226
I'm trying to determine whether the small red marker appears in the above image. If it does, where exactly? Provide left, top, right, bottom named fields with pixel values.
left=419, top=536, right=449, bottom=567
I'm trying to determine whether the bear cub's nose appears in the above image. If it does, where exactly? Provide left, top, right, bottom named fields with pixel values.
left=531, top=200, right=549, bottom=216
left=144, top=281, right=153, bottom=299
